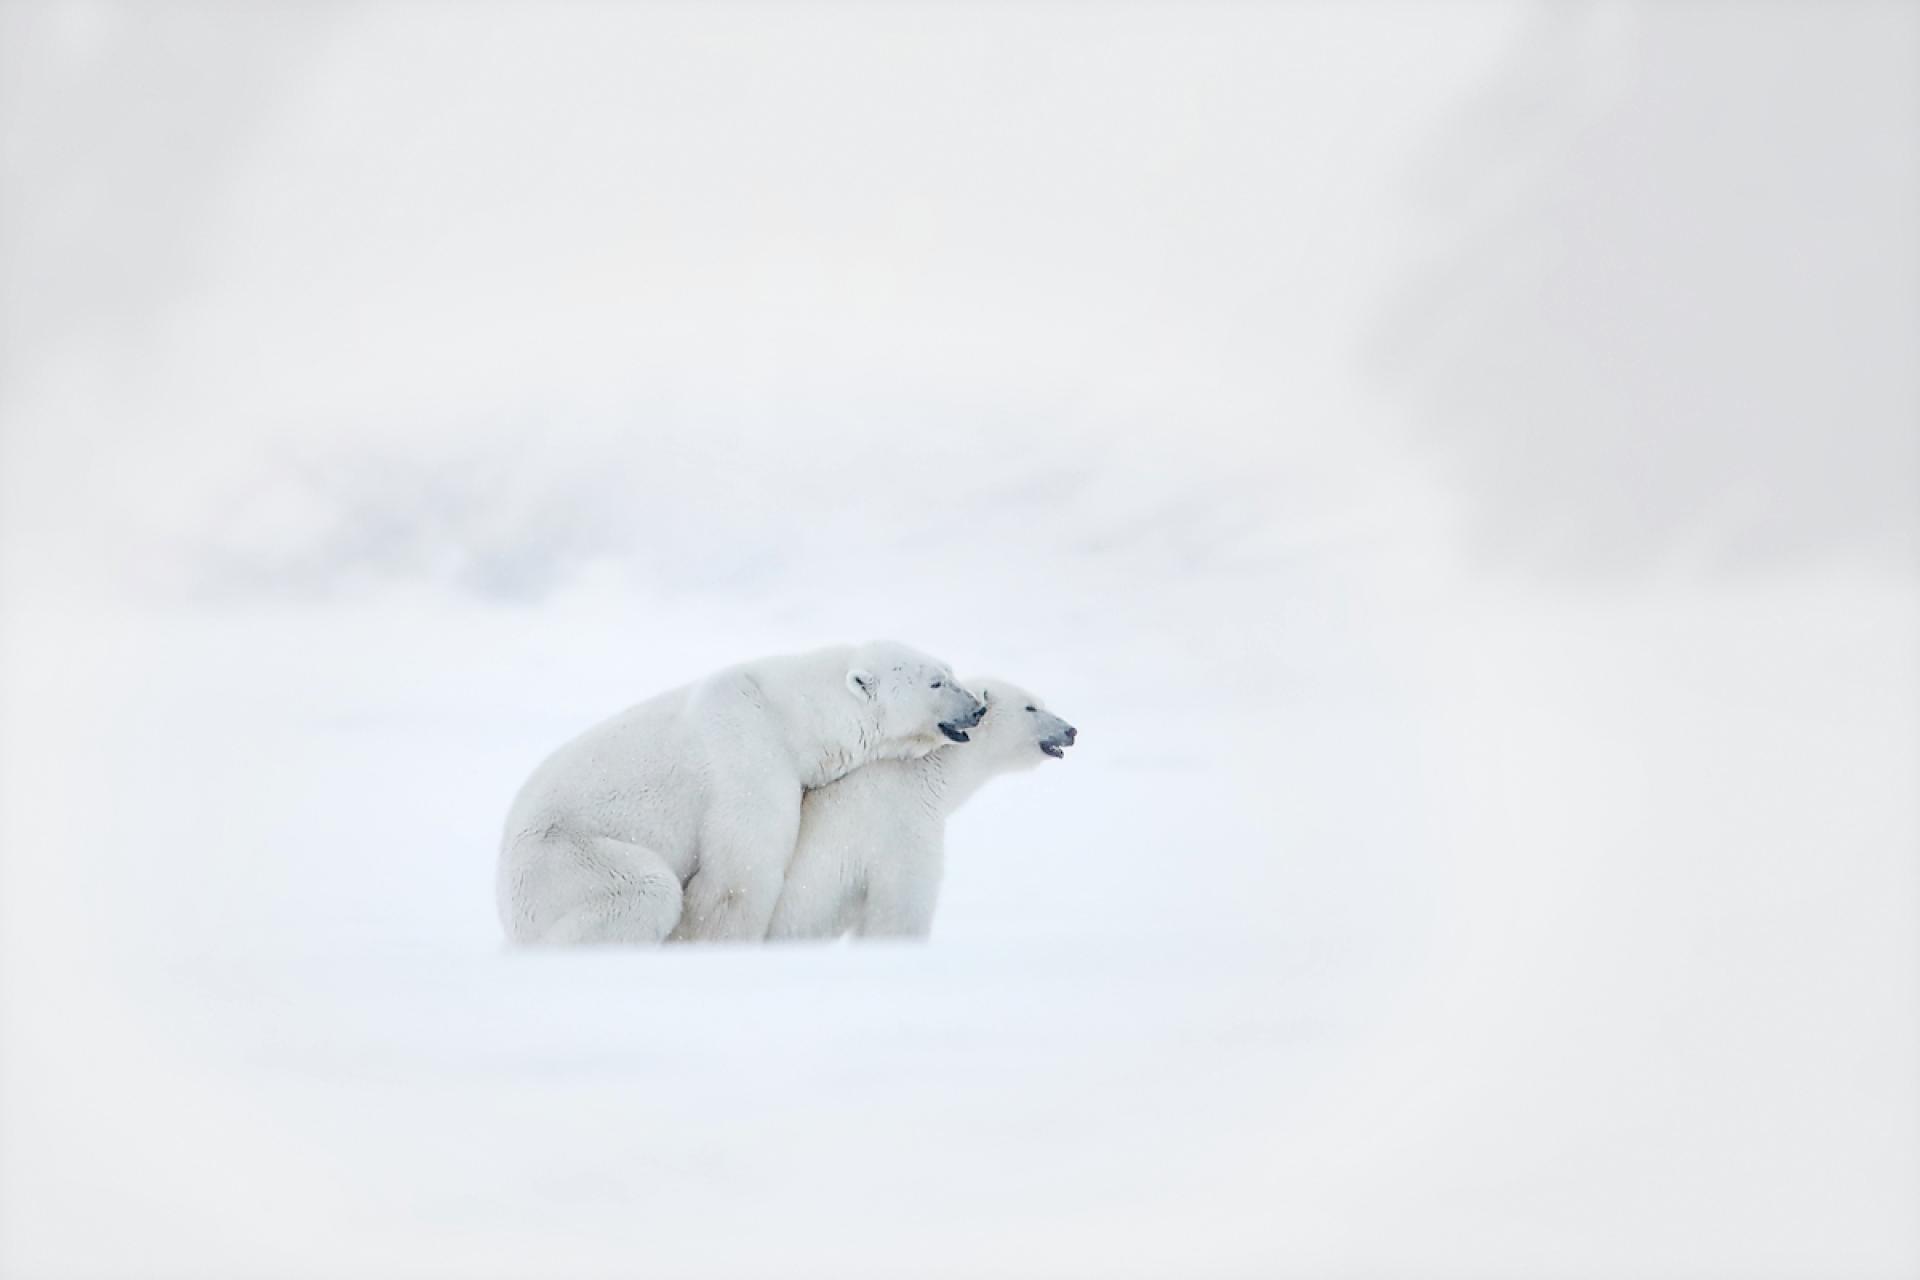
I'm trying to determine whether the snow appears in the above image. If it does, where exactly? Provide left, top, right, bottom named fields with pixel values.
left=3, top=3, right=1916, bottom=1277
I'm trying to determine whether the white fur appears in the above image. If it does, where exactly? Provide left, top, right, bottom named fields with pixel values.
left=767, top=679, right=1076, bottom=941
left=497, top=641, right=983, bottom=944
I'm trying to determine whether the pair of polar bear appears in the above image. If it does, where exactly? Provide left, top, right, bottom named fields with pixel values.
left=496, top=641, right=1076, bottom=944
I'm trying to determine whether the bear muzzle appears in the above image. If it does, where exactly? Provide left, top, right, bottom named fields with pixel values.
left=938, top=696, right=988, bottom=743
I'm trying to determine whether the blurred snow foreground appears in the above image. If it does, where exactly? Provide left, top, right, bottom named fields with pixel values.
left=2, top=2, right=1917, bottom=1278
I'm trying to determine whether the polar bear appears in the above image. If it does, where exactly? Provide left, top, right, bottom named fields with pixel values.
left=766, top=678, right=1077, bottom=941
left=497, top=641, right=986, bottom=945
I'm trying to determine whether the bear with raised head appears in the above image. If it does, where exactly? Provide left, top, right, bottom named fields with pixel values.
left=767, top=678, right=1077, bottom=941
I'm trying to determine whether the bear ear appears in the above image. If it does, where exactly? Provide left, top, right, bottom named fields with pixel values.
left=846, top=669, right=875, bottom=700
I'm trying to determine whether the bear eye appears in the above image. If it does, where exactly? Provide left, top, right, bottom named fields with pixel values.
left=931, top=680, right=943, bottom=689
left=1025, top=705, right=1036, bottom=713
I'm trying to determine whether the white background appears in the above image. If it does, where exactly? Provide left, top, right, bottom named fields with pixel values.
left=2, top=2, right=1915, bottom=1276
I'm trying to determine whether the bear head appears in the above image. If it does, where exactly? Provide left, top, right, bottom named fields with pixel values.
left=845, top=640, right=986, bottom=758
left=956, top=677, right=1077, bottom=770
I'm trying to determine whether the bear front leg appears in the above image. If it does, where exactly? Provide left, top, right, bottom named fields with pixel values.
left=670, top=786, right=802, bottom=942
left=856, top=858, right=941, bottom=940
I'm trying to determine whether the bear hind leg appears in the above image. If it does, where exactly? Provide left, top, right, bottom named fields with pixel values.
left=530, top=835, right=684, bottom=945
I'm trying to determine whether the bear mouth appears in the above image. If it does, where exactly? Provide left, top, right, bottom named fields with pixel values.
left=1039, top=738, right=1070, bottom=759
left=938, top=722, right=972, bottom=744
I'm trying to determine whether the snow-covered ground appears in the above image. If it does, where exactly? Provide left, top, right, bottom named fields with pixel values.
left=3, top=3, right=1916, bottom=1277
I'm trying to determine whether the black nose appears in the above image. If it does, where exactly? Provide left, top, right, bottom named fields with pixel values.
left=1064, top=725, right=1077, bottom=742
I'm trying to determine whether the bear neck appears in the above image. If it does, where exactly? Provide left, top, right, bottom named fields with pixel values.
left=918, top=741, right=1006, bottom=814
left=749, top=648, right=892, bottom=788
left=789, top=696, right=890, bottom=789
